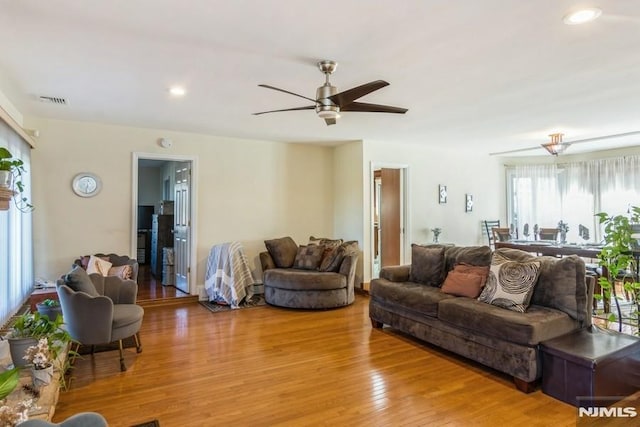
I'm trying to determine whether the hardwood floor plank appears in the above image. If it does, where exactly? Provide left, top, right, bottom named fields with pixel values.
left=54, top=295, right=584, bottom=426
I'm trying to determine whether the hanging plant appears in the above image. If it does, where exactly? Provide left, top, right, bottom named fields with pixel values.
left=0, top=147, right=33, bottom=212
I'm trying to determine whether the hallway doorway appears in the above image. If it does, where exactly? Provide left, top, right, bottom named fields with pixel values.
left=131, top=153, right=198, bottom=301
left=371, top=164, right=409, bottom=279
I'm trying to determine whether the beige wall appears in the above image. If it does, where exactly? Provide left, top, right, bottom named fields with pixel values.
left=361, top=140, right=505, bottom=282
left=26, top=118, right=336, bottom=289
left=333, top=140, right=365, bottom=284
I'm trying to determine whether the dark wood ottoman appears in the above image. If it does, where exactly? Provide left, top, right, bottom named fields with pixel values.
left=540, top=326, right=640, bottom=407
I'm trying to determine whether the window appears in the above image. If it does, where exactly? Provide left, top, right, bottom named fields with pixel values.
left=506, top=156, right=640, bottom=243
left=0, top=119, right=33, bottom=326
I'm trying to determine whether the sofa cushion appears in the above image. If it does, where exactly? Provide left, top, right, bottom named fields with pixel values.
left=441, top=264, right=490, bottom=298
left=438, top=297, right=578, bottom=346
left=493, top=248, right=588, bottom=323
left=293, top=245, right=324, bottom=270
left=320, top=240, right=359, bottom=272
left=264, top=268, right=346, bottom=291
left=85, top=255, right=112, bottom=276
left=63, top=265, right=100, bottom=297
left=478, top=251, right=540, bottom=312
left=370, top=279, right=455, bottom=318
left=264, top=236, right=298, bottom=268
left=443, top=245, right=492, bottom=273
left=409, top=245, right=445, bottom=286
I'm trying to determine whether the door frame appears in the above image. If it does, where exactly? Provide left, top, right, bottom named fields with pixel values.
left=369, top=162, right=410, bottom=280
left=131, top=152, right=198, bottom=295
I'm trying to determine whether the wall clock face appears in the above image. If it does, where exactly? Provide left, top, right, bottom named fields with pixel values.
left=72, top=173, right=102, bottom=197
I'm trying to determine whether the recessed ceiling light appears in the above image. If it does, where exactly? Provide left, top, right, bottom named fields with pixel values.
left=169, top=86, right=186, bottom=97
left=563, top=8, right=602, bottom=25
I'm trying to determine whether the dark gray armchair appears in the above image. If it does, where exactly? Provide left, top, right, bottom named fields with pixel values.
left=57, top=266, right=144, bottom=371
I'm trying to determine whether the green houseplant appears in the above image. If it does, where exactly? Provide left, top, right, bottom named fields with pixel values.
left=0, top=147, right=33, bottom=212
left=8, top=311, right=71, bottom=368
left=35, top=299, right=63, bottom=322
left=595, top=206, right=640, bottom=335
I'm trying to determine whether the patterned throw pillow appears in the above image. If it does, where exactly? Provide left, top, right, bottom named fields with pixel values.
left=108, top=265, right=133, bottom=280
left=319, top=240, right=359, bottom=272
left=264, top=236, right=298, bottom=268
left=293, top=245, right=325, bottom=270
left=86, top=255, right=113, bottom=276
left=308, top=236, right=343, bottom=247
left=477, top=252, right=541, bottom=312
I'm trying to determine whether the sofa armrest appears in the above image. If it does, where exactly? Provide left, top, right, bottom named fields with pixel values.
left=339, top=254, right=359, bottom=304
left=260, top=251, right=276, bottom=271
left=379, top=265, right=411, bottom=282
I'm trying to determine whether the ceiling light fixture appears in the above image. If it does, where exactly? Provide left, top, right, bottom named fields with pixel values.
left=169, top=86, right=186, bottom=97
left=541, top=133, right=570, bottom=156
left=563, top=8, right=602, bottom=25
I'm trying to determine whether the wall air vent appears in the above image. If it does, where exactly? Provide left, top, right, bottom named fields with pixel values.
left=38, top=95, right=68, bottom=105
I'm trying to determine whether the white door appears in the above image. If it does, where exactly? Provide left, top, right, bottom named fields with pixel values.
left=174, top=162, right=190, bottom=293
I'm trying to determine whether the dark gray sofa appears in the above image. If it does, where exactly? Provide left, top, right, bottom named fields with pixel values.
left=260, top=251, right=358, bottom=309
left=369, top=246, right=594, bottom=392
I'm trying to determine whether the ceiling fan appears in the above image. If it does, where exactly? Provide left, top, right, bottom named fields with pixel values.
left=489, top=130, right=640, bottom=156
left=253, top=60, right=408, bottom=126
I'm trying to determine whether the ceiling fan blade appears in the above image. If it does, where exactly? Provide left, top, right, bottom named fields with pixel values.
left=253, top=105, right=315, bottom=115
left=324, top=118, right=337, bottom=126
left=258, top=84, right=317, bottom=103
left=328, top=80, right=389, bottom=107
left=340, top=102, right=408, bottom=114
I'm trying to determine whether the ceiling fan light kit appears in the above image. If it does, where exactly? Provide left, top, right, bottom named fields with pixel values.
left=254, top=60, right=407, bottom=126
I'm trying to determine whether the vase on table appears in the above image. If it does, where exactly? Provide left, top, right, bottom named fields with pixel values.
left=31, top=364, right=54, bottom=387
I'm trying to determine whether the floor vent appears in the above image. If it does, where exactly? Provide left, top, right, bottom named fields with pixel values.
left=38, top=95, right=68, bottom=105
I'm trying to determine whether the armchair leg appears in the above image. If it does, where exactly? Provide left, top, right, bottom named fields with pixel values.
left=90, top=345, right=95, bottom=355
left=134, top=333, right=143, bottom=354
left=119, top=339, right=126, bottom=372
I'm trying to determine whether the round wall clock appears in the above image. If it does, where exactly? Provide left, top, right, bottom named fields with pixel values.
left=72, top=172, right=102, bottom=197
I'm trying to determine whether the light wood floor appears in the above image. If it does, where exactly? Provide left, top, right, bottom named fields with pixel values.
left=53, top=295, right=581, bottom=427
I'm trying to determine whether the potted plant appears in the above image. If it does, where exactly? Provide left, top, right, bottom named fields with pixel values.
left=0, top=147, right=33, bottom=212
left=595, top=206, right=640, bottom=335
left=7, top=311, right=71, bottom=368
left=35, top=299, right=63, bottom=322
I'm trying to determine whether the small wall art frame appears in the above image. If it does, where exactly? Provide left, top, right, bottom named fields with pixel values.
left=438, top=184, right=447, bottom=204
left=465, top=194, right=473, bottom=212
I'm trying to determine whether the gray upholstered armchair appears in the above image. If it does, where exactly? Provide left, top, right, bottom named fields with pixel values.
left=57, top=266, right=144, bottom=371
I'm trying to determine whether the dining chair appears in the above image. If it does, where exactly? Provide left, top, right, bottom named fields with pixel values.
left=538, top=228, right=559, bottom=241
left=492, top=227, right=512, bottom=243
left=483, top=220, right=500, bottom=249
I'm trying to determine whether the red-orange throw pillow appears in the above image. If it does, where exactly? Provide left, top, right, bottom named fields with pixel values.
left=441, top=263, right=490, bottom=298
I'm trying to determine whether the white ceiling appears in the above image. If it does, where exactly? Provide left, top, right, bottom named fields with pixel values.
left=1, top=0, right=639, bottom=156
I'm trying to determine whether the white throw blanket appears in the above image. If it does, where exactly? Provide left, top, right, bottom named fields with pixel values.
left=204, top=242, right=255, bottom=308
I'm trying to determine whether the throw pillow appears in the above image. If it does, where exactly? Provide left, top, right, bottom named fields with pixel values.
left=86, top=255, right=113, bottom=276
left=79, top=255, right=110, bottom=270
left=441, top=264, right=490, bottom=298
left=308, top=236, right=343, bottom=247
left=264, top=236, right=299, bottom=268
left=477, top=252, right=541, bottom=312
left=319, top=240, right=359, bottom=272
left=108, top=264, right=133, bottom=280
left=409, top=244, right=445, bottom=286
left=64, top=265, right=100, bottom=297
left=293, top=245, right=325, bottom=270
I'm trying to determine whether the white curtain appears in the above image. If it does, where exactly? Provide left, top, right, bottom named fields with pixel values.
left=0, top=120, right=33, bottom=326
left=508, top=155, right=640, bottom=243
left=511, top=164, right=561, bottom=238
